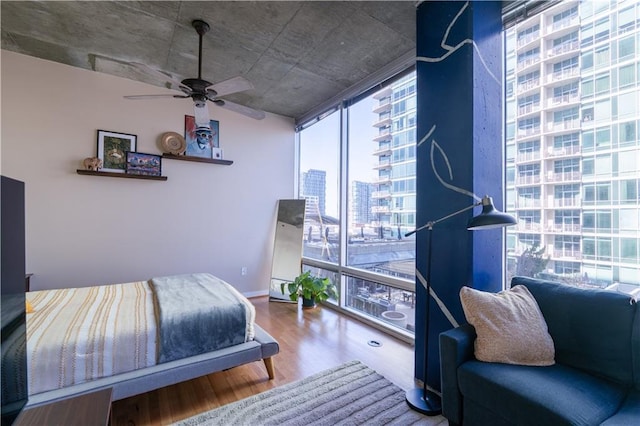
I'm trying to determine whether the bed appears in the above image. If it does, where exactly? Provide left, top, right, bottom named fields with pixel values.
left=24, top=273, right=279, bottom=407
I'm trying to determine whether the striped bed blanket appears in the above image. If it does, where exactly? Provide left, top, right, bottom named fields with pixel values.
left=26, top=273, right=255, bottom=396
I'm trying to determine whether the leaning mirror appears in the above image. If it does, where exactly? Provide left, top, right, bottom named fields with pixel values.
left=269, top=199, right=306, bottom=302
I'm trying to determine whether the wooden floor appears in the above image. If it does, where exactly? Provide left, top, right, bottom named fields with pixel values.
left=111, top=296, right=434, bottom=425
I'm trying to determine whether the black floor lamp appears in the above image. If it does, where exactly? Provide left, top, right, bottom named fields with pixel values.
left=404, top=195, right=517, bottom=415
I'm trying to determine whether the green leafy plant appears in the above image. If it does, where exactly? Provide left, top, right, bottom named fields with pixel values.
left=281, top=271, right=337, bottom=304
left=516, top=243, right=550, bottom=278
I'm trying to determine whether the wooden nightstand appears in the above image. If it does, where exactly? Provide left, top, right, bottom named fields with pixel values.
left=15, top=388, right=112, bottom=426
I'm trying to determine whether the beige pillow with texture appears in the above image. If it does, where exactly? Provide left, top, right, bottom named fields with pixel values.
left=460, top=285, right=555, bottom=366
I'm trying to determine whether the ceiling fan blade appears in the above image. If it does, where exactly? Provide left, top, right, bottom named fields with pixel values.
left=209, top=76, right=254, bottom=97
left=124, top=94, right=189, bottom=100
left=129, top=62, right=185, bottom=90
left=213, top=99, right=266, bottom=120
left=179, top=85, right=195, bottom=96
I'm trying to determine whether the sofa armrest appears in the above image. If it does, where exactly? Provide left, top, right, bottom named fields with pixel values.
left=440, top=323, right=476, bottom=426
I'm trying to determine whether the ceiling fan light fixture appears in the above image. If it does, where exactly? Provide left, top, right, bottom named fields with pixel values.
left=194, top=102, right=211, bottom=128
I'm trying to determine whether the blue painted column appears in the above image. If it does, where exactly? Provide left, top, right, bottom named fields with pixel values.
left=414, top=1, right=504, bottom=392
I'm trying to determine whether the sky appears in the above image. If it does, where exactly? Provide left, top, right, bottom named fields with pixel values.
left=299, top=95, right=379, bottom=217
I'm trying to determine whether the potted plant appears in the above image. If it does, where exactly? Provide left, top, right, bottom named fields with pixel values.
left=281, top=271, right=337, bottom=308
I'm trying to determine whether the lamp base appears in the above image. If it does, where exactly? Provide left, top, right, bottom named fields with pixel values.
left=405, top=387, right=442, bottom=416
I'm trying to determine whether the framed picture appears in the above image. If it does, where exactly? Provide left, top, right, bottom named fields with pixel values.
left=184, top=115, right=219, bottom=158
left=97, top=130, right=137, bottom=173
left=212, top=147, right=223, bottom=160
left=125, top=152, right=162, bottom=177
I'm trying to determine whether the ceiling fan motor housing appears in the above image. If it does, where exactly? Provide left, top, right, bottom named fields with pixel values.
left=181, top=78, right=213, bottom=92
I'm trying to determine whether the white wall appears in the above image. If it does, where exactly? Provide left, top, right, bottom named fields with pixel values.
left=1, top=50, right=296, bottom=295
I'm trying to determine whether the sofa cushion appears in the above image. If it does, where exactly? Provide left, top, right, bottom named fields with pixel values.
left=463, top=398, right=513, bottom=426
left=458, top=360, right=628, bottom=426
left=514, top=276, right=638, bottom=387
left=600, top=390, right=640, bottom=426
left=459, top=285, right=555, bottom=366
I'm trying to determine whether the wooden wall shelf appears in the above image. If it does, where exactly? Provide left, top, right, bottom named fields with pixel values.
left=162, top=154, right=233, bottom=165
left=76, top=170, right=168, bottom=181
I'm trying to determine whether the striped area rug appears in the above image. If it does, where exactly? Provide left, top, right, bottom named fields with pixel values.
left=174, top=360, right=445, bottom=426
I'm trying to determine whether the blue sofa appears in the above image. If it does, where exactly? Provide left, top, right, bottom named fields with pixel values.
left=440, top=276, right=640, bottom=426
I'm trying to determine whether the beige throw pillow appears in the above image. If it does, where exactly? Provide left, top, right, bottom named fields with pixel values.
left=459, top=285, right=555, bottom=366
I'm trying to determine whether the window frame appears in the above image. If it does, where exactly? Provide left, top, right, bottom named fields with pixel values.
left=296, top=69, right=418, bottom=342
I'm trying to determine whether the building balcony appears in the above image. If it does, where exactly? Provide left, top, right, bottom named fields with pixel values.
left=552, top=250, right=582, bottom=260
left=547, top=223, right=581, bottom=233
left=515, top=222, right=542, bottom=232
left=582, top=115, right=595, bottom=126
left=372, top=144, right=392, bottom=156
left=546, top=171, right=580, bottom=182
left=546, top=146, right=580, bottom=158
left=547, top=67, right=579, bottom=83
left=372, top=101, right=391, bottom=114
left=547, top=93, right=579, bottom=108
left=548, top=15, right=579, bottom=33
left=518, top=103, right=541, bottom=116
left=516, top=32, right=540, bottom=49
left=516, top=175, right=541, bottom=185
left=547, top=119, right=580, bottom=132
left=516, top=79, right=541, bottom=95
left=373, top=175, right=391, bottom=185
left=553, top=197, right=581, bottom=207
left=373, top=116, right=392, bottom=128
left=515, top=151, right=541, bottom=163
left=373, top=160, right=392, bottom=170
left=516, top=199, right=542, bottom=208
left=546, top=41, right=579, bottom=58
left=371, top=191, right=392, bottom=199
left=371, top=205, right=391, bottom=214
left=373, top=87, right=392, bottom=99
left=516, top=56, right=541, bottom=72
left=516, top=127, right=541, bottom=138
left=373, top=129, right=391, bottom=142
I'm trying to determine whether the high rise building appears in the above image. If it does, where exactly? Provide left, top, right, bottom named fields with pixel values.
left=301, top=169, right=327, bottom=216
left=351, top=180, right=375, bottom=226
left=371, top=73, right=417, bottom=235
left=505, top=0, right=640, bottom=291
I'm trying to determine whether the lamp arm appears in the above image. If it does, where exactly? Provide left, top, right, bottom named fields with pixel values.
left=405, top=201, right=481, bottom=237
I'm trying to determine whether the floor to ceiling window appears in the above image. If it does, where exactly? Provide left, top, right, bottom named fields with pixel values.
left=298, top=70, right=417, bottom=338
left=298, top=110, right=341, bottom=264
left=504, top=0, right=640, bottom=297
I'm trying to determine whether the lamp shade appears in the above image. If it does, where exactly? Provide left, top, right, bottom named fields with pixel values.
left=467, top=196, right=517, bottom=230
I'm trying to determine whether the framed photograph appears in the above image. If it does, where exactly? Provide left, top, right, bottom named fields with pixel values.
left=125, top=152, right=162, bottom=176
left=97, top=130, right=137, bottom=173
left=212, top=147, right=223, bottom=160
left=184, top=115, right=219, bottom=158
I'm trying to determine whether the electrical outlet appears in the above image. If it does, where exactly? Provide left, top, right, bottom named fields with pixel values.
left=241, top=267, right=247, bottom=276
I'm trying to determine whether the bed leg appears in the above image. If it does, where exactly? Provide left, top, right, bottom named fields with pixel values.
left=263, top=357, right=275, bottom=379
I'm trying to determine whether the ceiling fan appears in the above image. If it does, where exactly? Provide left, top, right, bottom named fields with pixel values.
left=124, top=19, right=265, bottom=122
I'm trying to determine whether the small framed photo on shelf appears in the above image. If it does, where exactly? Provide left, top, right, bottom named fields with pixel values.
left=97, top=130, right=137, bottom=173
left=125, top=152, right=162, bottom=177
left=184, top=115, right=220, bottom=159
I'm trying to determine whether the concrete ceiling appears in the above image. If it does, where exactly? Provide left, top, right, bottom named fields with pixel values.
left=1, top=1, right=416, bottom=120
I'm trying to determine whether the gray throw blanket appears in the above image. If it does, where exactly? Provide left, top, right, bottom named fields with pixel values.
left=150, top=273, right=248, bottom=364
